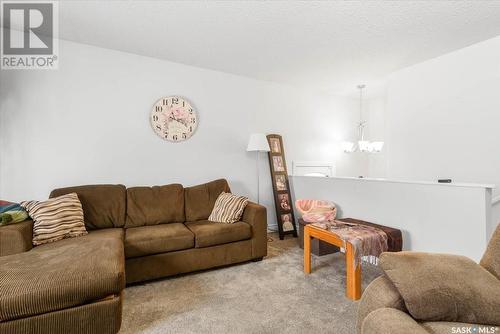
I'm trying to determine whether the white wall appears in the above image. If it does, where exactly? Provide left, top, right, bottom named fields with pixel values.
left=383, top=35, right=500, bottom=195
left=0, top=40, right=364, bottom=228
left=492, top=197, right=500, bottom=236
left=256, top=90, right=370, bottom=228
left=366, top=96, right=387, bottom=178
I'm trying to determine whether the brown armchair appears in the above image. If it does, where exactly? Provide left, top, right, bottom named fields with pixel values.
left=357, top=224, right=500, bottom=334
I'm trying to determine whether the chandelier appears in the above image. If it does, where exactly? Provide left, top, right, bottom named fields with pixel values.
left=342, top=85, right=384, bottom=153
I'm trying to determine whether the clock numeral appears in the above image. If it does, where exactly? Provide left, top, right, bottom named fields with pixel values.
left=183, top=101, right=185, bottom=107
left=173, top=135, right=178, bottom=141
left=182, top=133, right=187, bottom=139
left=152, top=115, right=159, bottom=122
left=155, top=125, right=161, bottom=131
left=172, top=97, right=179, bottom=105
left=155, top=106, right=162, bottom=112
left=189, top=126, right=193, bottom=132
left=189, top=108, right=193, bottom=114
left=162, top=99, right=168, bottom=106
left=190, top=118, right=196, bottom=124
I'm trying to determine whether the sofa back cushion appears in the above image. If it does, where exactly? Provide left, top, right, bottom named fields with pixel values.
left=185, top=179, right=230, bottom=221
left=125, top=184, right=185, bottom=228
left=50, top=185, right=126, bottom=229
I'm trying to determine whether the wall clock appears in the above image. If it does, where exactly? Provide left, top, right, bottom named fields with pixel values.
left=150, top=96, right=198, bottom=142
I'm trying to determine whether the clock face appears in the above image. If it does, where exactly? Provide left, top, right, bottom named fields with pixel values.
left=150, top=96, right=198, bottom=142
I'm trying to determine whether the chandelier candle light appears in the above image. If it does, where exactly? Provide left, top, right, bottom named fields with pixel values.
left=342, top=85, right=384, bottom=153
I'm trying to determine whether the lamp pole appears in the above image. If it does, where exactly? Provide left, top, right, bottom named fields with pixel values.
left=256, top=151, right=262, bottom=204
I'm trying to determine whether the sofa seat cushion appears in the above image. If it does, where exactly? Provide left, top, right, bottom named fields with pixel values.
left=185, top=220, right=251, bottom=248
left=0, top=228, right=125, bottom=322
left=125, top=223, right=194, bottom=258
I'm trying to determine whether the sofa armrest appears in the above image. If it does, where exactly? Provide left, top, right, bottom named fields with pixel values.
left=0, top=219, right=33, bottom=257
left=242, top=202, right=267, bottom=258
left=361, top=308, right=429, bottom=334
left=356, top=275, right=407, bottom=334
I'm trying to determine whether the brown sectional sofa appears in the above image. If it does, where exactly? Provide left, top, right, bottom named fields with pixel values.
left=0, top=179, right=267, bottom=334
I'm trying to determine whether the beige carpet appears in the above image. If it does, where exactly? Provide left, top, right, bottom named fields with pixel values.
left=120, top=233, right=382, bottom=334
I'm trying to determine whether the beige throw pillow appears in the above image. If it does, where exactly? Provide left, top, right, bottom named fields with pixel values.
left=380, top=251, right=500, bottom=326
left=208, top=192, right=249, bottom=223
left=21, top=193, right=88, bottom=246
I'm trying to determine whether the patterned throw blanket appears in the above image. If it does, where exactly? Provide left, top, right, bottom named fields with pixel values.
left=0, top=200, right=28, bottom=226
left=311, top=220, right=388, bottom=266
left=296, top=199, right=388, bottom=265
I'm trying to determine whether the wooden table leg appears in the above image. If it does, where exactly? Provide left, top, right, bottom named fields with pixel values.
left=345, top=242, right=361, bottom=300
left=304, top=226, right=311, bottom=274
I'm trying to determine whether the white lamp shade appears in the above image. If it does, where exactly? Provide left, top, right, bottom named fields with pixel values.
left=358, top=140, right=371, bottom=152
left=370, top=141, right=384, bottom=153
left=341, top=141, right=356, bottom=153
left=247, top=133, right=270, bottom=152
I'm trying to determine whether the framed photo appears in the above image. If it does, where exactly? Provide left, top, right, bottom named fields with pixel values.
left=269, top=138, right=281, bottom=153
left=272, top=156, right=285, bottom=172
left=275, top=175, right=287, bottom=191
left=278, top=193, right=291, bottom=211
left=281, top=214, right=294, bottom=231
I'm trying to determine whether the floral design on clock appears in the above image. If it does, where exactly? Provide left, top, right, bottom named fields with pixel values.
left=150, top=96, right=198, bottom=142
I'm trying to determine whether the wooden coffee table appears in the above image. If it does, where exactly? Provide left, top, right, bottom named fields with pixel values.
left=303, top=224, right=361, bottom=300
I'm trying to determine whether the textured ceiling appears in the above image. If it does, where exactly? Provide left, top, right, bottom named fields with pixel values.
left=57, top=1, right=500, bottom=95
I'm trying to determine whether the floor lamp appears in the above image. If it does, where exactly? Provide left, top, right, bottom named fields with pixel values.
left=247, top=133, right=270, bottom=204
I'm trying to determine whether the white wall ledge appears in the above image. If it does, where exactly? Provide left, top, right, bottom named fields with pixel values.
left=291, top=175, right=495, bottom=190
left=291, top=175, right=493, bottom=261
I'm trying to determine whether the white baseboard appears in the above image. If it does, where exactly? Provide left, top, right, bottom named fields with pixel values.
left=267, top=223, right=279, bottom=233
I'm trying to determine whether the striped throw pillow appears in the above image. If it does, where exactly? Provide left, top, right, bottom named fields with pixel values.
left=21, top=193, right=87, bottom=246
left=208, top=192, right=249, bottom=224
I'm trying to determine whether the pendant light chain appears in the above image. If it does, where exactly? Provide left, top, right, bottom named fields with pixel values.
left=358, top=84, right=366, bottom=141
